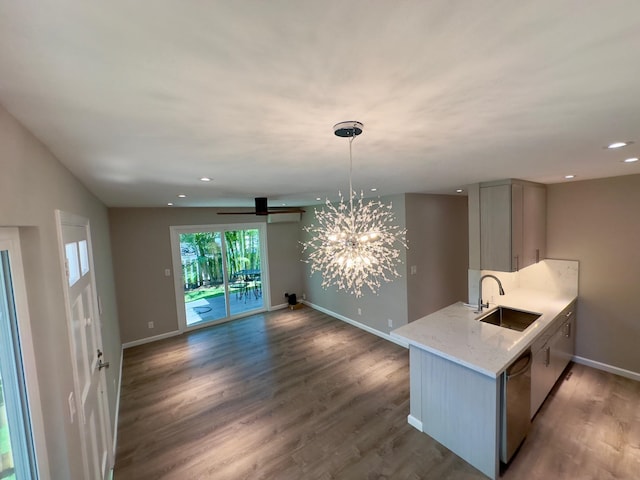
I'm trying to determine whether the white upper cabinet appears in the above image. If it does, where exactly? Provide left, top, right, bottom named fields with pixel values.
left=479, top=179, right=546, bottom=272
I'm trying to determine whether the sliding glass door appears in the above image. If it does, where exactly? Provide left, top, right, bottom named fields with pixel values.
left=171, top=224, right=268, bottom=330
left=0, top=230, right=43, bottom=480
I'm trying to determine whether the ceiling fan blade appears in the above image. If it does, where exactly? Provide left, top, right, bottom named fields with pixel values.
left=217, top=208, right=305, bottom=215
left=266, top=208, right=305, bottom=214
left=216, top=197, right=305, bottom=215
left=216, top=211, right=258, bottom=215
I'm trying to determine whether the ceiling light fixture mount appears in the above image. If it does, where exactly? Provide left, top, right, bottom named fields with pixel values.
left=301, top=121, right=407, bottom=298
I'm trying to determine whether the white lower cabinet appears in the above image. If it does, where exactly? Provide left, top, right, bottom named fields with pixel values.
left=530, top=304, right=576, bottom=418
left=531, top=341, right=555, bottom=417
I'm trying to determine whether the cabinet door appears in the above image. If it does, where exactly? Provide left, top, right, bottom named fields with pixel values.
left=479, top=181, right=545, bottom=272
left=530, top=344, right=556, bottom=418
left=554, top=315, right=575, bottom=375
left=511, top=183, right=524, bottom=271
left=548, top=327, right=566, bottom=382
left=522, top=184, right=546, bottom=268
left=480, top=184, right=513, bottom=272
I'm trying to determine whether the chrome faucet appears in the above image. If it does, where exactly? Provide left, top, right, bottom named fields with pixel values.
left=477, top=274, right=505, bottom=312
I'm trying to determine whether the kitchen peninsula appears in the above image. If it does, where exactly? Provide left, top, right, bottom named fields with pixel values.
left=391, top=260, right=578, bottom=479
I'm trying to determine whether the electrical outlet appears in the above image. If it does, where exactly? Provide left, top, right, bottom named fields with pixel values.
left=148, top=321, right=154, bottom=329
left=164, top=269, right=171, bottom=277
left=302, top=293, right=306, bottom=300
left=357, top=308, right=362, bottom=315
left=388, top=318, right=393, bottom=328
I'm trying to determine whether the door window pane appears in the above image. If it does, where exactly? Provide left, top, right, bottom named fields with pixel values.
left=226, top=229, right=263, bottom=317
left=65, top=242, right=80, bottom=286
left=79, top=240, right=89, bottom=276
left=180, top=232, right=226, bottom=326
left=0, top=368, right=16, bottom=479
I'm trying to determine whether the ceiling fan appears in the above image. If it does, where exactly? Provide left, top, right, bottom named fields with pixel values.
left=217, top=197, right=305, bottom=216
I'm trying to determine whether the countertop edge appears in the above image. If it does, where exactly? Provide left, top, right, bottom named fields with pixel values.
left=392, top=290, right=577, bottom=379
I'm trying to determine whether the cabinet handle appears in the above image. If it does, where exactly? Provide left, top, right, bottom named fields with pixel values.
left=536, top=249, right=540, bottom=263
left=565, top=322, right=571, bottom=338
left=545, top=346, right=551, bottom=367
left=514, top=255, right=519, bottom=272
left=565, top=311, right=573, bottom=318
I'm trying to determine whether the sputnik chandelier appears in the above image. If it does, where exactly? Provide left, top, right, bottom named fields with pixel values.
left=301, top=121, right=407, bottom=297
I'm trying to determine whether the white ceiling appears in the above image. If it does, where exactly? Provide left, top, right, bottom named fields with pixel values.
left=1, top=1, right=639, bottom=207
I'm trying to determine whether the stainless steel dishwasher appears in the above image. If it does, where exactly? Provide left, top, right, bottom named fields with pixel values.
left=501, top=350, right=532, bottom=463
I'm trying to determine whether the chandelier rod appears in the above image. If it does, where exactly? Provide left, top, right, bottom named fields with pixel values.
left=348, top=131, right=355, bottom=221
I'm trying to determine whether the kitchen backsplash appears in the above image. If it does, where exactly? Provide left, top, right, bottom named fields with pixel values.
left=468, top=259, right=579, bottom=305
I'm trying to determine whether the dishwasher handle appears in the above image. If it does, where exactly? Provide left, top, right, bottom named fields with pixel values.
left=507, top=352, right=532, bottom=380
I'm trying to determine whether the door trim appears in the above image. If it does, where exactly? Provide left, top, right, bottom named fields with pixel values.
left=0, top=227, right=50, bottom=480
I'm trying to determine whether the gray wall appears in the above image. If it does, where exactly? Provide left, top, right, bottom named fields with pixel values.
left=301, top=193, right=469, bottom=334
left=0, top=103, right=121, bottom=479
left=547, top=174, right=640, bottom=374
left=405, top=194, right=469, bottom=322
left=300, top=194, right=410, bottom=334
left=108, top=208, right=303, bottom=344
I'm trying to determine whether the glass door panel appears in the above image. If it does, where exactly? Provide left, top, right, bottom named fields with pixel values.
left=1, top=250, right=37, bottom=479
left=179, top=232, right=227, bottom=327
left=226, top=229, right=264, bottom=316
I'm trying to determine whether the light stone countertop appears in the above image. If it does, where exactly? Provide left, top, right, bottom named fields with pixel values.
left=391, top=288, right=577, bottom=378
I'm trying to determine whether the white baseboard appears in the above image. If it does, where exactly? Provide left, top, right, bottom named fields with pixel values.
left=269, top=302, right=289, bottom=311
left=302, top=301, right=409, bottom=348
left=572, top=355, right=640, bottom=382
left=122, top=330, right=181, bottom=349
left=407, top=414, right=423, bottom=432
left=110, top=347, right=124, bottom=474
left=124, top=305, right=287, bottom=349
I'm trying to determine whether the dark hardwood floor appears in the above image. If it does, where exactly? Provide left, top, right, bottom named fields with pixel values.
left=114, top=307, right=640, bottom=479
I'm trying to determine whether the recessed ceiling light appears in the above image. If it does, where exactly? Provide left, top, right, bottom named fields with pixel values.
left=167, top=202, right=174, bottom=206
left=370, top=188, right=377, bottom=192
left=200, top=177, right=212, bottom=182
left=606, top=141, right=633, bottom=149
left=315, top=197, right=321, bottom=201
left=177, top=194, right=187, bottom=198
left=456, top=189, right=464, bottom=193
left=564, top=175, right=576, bottom=179
left=623, top=157, right=638, bottom=163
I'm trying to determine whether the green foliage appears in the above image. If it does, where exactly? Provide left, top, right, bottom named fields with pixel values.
left=180, top=229, right=262, bottom=292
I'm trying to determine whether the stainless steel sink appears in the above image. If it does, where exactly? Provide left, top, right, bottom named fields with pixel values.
left=477, top=306, right=541, bottom=332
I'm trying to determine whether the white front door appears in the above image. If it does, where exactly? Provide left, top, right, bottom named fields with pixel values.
left=56, top=211, right=113, bottom=480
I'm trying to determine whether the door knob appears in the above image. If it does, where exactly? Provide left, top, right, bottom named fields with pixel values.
left=97, top=349, right=109, bottom=370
